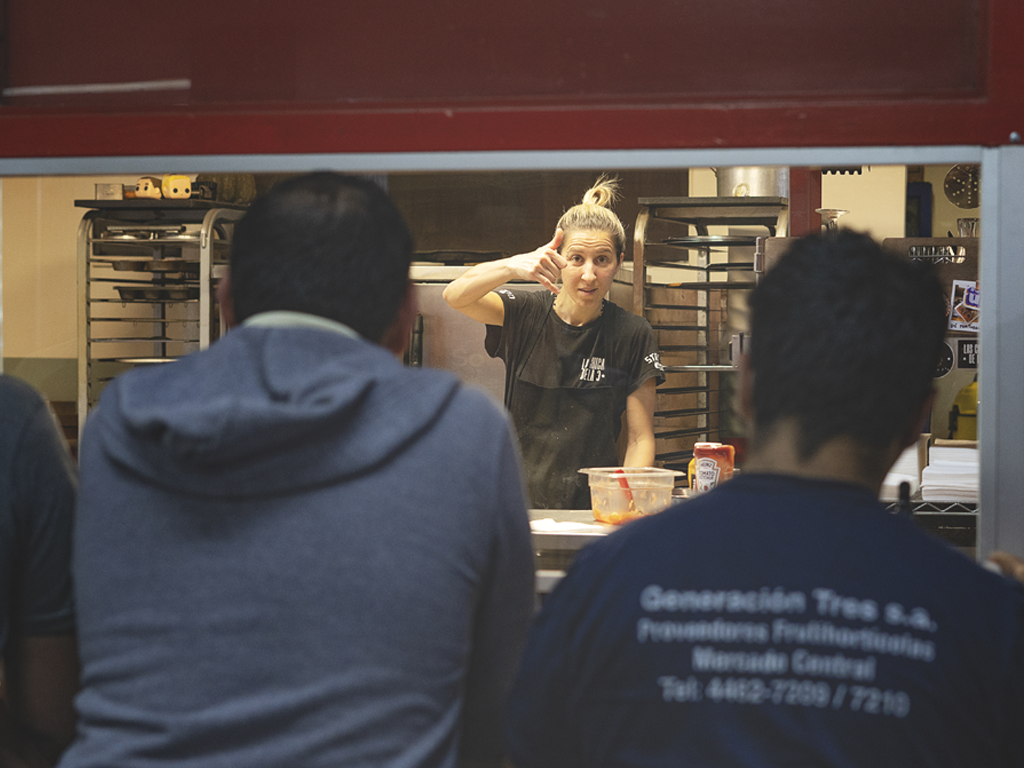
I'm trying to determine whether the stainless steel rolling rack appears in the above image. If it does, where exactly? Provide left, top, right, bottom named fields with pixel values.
left=630, top=196, right=789, bottom=473
left=76, top=199, right=246, bottom=442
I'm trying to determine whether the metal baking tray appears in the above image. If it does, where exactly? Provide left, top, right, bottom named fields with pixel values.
left=115, top=286, right=200, bottom=301
left=657, top=261, right=756, bottom=272
left=96, top=225, right=207, bottom=244
left=102, top=224, right=197, bottom=238
left=111, top=259, right=200, bottom=273
left=661, top=235, right=760, bottom=248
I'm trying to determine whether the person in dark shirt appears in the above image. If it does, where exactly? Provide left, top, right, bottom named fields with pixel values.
left=0, top=375, right=79, bottom=768
left=505, top=230, right=1024, bottom=768
left=444, top=176, right=664, bottom=509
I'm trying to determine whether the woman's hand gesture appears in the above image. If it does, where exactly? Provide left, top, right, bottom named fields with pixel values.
left=507, top=229, right=566, bottom=294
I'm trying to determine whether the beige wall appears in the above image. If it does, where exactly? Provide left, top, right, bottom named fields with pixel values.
left=0, top=167, right=910, bottom=364
left=820, top=165, right=907, bottom=239
left=2, top=167, right=977, bottom=405
left=2, top=175, right=138, bottom=359
left=2, top=171, right=689, bottom=362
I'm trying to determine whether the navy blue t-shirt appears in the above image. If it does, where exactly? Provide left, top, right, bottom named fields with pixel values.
left=0, top=375, right=76, bottom=652
left=506, top=473, right=1024, bottom=767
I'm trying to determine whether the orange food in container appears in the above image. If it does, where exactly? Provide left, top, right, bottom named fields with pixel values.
left=579, top=467, right=684, bottom=525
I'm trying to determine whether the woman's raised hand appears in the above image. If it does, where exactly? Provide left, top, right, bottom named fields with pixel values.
left=508, top=229, right=566, bottom=294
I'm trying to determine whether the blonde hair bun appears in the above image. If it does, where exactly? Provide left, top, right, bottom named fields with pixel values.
left=581, top=175, right=621, bottom=208
left=556, top=174, right=627, bottom=255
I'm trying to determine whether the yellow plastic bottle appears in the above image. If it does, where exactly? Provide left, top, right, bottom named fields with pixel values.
left=948, top=377, right=978, bottom=440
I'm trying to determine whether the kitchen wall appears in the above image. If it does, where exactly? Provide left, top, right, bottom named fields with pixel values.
left=0, top=170, right=692, bottom=401
left=1, top=167, right=977, bottom=410
left=690, top=165, right=908, bottom=238
left=388, top=170, right=690, bottom=256
left=820, top=166, right=908, bottom=239
left=1, top=175, right=138, bottom=399
left=924, top=164, right=980, bottom=239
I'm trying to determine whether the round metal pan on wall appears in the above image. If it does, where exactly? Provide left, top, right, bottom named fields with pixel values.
left=943, top=164, right=980, bottom=210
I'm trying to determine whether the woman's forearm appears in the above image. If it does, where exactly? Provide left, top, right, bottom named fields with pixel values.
left=623, top=380, right=657, bottom=467
left=623, top=432, right=656, bottom=467
left=442, top=259, right=518, bottom=309
left=444, top=231, right=566, bottom=311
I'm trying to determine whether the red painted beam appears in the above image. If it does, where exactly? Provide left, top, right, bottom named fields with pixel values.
left=0, top=0, right=1017, bottom=158
left=0, top=99, right=1019, bottom=160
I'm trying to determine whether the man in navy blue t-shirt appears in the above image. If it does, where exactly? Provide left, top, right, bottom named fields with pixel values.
left=0, top=375, right=78, bottom=767
left=506, top=231, right=1024, bottom=768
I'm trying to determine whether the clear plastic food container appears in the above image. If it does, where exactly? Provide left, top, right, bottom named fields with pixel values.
left=579, top=467, right=684, bottom=525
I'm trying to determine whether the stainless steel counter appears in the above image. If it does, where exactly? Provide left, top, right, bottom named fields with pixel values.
left=529, top=509, right=612, bottom=593
left=527, top=499, right=977, bottom=595
left=529, top=508, right=609, bottom=548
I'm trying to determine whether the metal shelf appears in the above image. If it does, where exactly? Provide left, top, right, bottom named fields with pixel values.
left=663, top=364, right=737, bottom=372
left=77, top=204, right=245, bottom=442
left=633, top=197, right=788, bottom=467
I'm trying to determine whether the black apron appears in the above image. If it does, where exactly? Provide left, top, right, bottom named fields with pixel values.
left=496, top=299, right=625, bottom=509
left=511, top=379, right=619, bottom=509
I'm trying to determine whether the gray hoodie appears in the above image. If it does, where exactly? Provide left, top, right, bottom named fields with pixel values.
left=63, top=323, right=535, bottom=768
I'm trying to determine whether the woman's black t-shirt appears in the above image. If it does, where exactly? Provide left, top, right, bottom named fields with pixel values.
left=486, top=289, right=664, bottom=509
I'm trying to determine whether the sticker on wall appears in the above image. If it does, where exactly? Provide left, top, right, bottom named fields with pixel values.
left=957, top=338, right=978, bottom=369
left=948, top=280, right=979, bottom=333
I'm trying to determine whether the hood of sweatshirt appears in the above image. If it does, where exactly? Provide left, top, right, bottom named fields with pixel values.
left=90, top=326, right=462, bottom=498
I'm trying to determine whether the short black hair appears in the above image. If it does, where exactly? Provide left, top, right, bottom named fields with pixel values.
left=229, top=172, right=414, bottom=342
left=747, top=230, right=947, bottom=466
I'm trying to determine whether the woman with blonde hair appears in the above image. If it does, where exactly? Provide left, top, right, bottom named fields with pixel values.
left=444, top=176, right=664, bottom=509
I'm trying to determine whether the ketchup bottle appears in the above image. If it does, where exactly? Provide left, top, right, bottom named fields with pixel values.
left=690, top=442, right=735, bottom=493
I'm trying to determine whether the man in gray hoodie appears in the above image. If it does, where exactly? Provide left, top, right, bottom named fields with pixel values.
left=61, top=173, right=535, bottom=768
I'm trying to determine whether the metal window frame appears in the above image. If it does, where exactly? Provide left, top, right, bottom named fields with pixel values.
left=0, top=144, right=1019, bottom=559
